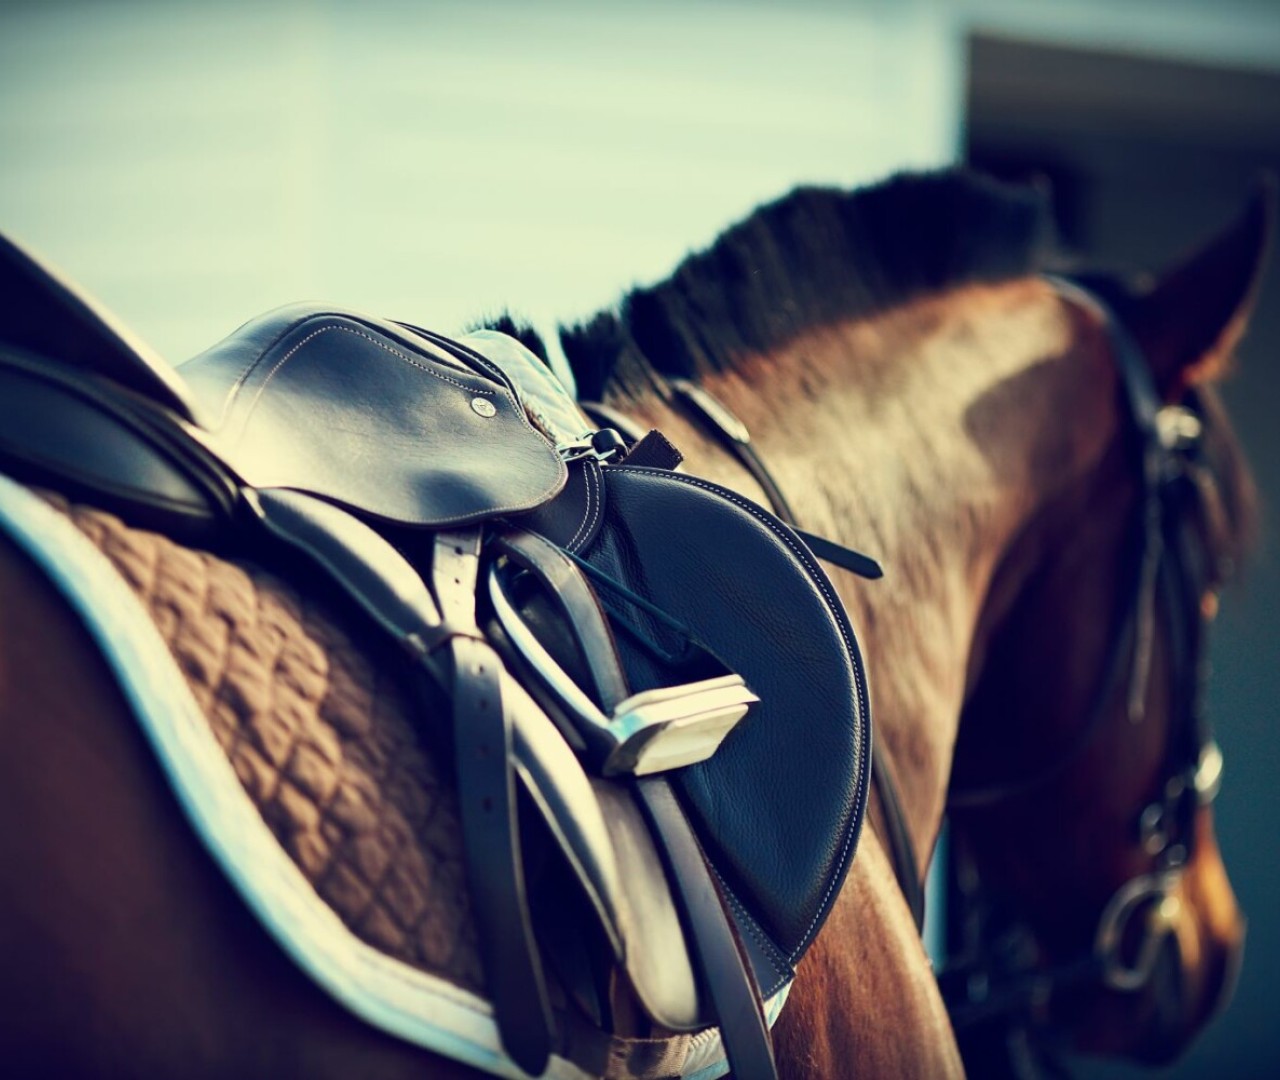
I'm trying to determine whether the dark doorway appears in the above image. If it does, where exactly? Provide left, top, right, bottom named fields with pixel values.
left=967, top=33, right=1280, bottom=1078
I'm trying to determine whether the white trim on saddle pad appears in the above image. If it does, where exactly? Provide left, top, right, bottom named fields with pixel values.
left=0, top=473, right=790, bottom=1080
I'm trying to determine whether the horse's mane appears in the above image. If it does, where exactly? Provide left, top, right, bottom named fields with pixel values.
left=560, top=169, right=1054, bottom=400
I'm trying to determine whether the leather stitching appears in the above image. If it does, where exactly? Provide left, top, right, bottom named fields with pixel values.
left=235, top=324, right=493, bottom=444
left=565, top=462, right=601, bottom=554
left=610, top=466, right=868, bottom=961
left=710, top=865, right=792, bottom=998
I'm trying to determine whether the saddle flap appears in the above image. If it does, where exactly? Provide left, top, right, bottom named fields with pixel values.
left=0, top=230, right=203, bottom=423
left=180, top=305, right=566, bottom=527
left=580, top=467, right=872, bottom=970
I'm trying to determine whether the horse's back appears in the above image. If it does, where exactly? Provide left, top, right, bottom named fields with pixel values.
left=0, top=530, right=486, bottom=1079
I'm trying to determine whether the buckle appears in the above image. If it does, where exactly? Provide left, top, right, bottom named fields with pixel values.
left=1095, top=870, right=1184, bottom=991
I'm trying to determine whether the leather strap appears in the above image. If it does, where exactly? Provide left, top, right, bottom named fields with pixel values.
left=795, top=527, right=884, bottom=581
left=496, top=529, right=778, bottom=1079
left=871, top=750, right=925, bottom=931
left=434, top=531, right=554, bottom=1076
left=660, top=380, right=920, bottom=930
left=669, top=379, right=882, bottom=581
left=496, top=529, right=632, bottom=713
left=248, top=496, right=554, bottom=1072
left=636, top=779, right=778, bottom=1080
left=669, top=379, right=799, bottom=525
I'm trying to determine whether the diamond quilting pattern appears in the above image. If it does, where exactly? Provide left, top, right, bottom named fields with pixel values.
left=44, top=494, right=483, bottom=993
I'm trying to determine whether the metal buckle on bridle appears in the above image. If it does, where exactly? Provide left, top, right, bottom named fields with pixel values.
left=1155, top=405, right=1203, bottom=454
left=941, top=284, right=1232, bottom=1031
left=1110, top=739, right=1223, bottom=994
left=1095, top=870, right=1184, bottom=992
left=1138, top=738, right=1224, bottom=858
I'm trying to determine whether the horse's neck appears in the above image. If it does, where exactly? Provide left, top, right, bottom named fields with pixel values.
left=604, top=279, right=1115, bottom=865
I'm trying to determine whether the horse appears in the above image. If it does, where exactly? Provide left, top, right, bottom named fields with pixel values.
left=0, top=169, right=1267, bottom=1078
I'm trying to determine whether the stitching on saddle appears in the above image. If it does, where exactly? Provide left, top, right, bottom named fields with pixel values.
left=207, top=316, right=315, bottom=429
left=236, top=324, right=493, bottom=443
left=609, top=467, right=867, bottom=962
left=565, top=462, right=601, bottom=554
left=710, top=865, right=792, bottom=998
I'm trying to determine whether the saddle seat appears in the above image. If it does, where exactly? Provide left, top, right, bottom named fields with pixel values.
left=179, top=305, right=566, bottom=529
left=0, top=230, right=872, bottom=1080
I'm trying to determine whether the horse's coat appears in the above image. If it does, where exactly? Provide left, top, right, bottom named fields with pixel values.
left=0, top=169, right=1267, bottom=1077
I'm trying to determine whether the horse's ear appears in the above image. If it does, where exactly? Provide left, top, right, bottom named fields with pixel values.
left=1128, top=175, right=1275, bottom=396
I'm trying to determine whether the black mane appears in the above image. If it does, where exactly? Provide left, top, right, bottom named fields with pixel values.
left=560, top=169, right=1054, bottom=400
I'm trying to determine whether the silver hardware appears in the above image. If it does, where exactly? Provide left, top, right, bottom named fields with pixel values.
left=1155, top=405, right=1202, bottom=450
left=489, top=571, right=755, bottom=775
left=471, top=397, right=497, bottom=418
left=556, top=434, right=621, bottom=463
left=608, top=679, right=757, bottom=775
left=1139, top=802, right=1168, bottom=856
left=1095, top=870, right=1183, bottom=991
left=1194, top=739, right=1224, bottom=805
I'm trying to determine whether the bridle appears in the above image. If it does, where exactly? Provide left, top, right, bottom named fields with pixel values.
left=586, top=274, right=1230, bottom=1040
left=940, top=277, right=1230, bottom=1032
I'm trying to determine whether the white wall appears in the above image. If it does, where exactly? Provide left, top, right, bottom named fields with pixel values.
left=4, top=0, right=1276, bottom=361
left=0, top=0, right=960, bottom=369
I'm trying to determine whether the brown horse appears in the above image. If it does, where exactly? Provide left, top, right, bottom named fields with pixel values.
left=0, top=170, right=1267, bottom=1077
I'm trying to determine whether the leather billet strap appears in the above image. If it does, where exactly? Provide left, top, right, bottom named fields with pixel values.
left=434, top=531, right=554, bottom=1075
left=668, top=379, right=883, bottom=581
left=247, top=493, right=554, bottom=1074
left=491, top=527, right=779, bottom=1080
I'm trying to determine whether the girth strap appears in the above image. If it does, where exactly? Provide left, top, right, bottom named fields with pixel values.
left=435, top=531, right=554, bottom=1075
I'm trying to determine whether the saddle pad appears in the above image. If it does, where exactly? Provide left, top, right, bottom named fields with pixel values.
left=179, top=304, right=566, bottom=528
left=571, top=466, right=871, bottom=970
left=0, top=481, right=793, bottom=1079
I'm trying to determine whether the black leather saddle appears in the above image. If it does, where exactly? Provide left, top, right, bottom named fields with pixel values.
left=0, top=230, right=871, bottom=1080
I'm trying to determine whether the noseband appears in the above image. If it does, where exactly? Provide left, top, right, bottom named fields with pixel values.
left=941, top=277, right=1228, bottom=1030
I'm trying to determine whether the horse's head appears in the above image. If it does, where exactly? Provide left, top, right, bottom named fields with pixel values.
left=947, top=183, right=1273, bottom=1067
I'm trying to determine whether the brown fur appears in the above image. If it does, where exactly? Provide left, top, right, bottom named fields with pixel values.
left=0, top=170, right=1266, bottom=1076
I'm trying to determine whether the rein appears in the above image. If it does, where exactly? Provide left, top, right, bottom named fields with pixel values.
left=940, top=278, right=1227, bottom=1034
left=585, top=382, right=927, bottom=933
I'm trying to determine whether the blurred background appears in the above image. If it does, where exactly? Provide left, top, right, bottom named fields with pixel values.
left=1, top=1, right=1276, bottom=1075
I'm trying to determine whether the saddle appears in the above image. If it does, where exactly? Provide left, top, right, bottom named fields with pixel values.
left=0, top=231, right=872, bottom=1079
